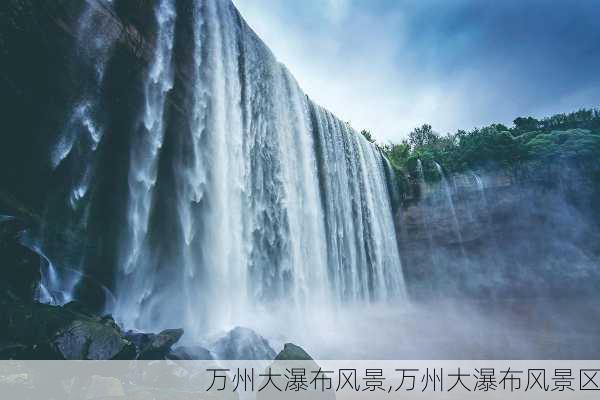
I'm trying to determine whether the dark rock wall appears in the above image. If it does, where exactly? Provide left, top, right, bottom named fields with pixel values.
left=0, top=1, right=171, bottom=295
left=397, top=160, right=600, bottom=300
left=0, top=0, right=155, bottom=287
left=0, top=0, right=154, bottom=210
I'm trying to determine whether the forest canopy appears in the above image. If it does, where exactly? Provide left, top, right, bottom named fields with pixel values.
left=374, top=108, right=600, bottom=183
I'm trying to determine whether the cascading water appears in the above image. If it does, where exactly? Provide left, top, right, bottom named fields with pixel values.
left=310, top=104, right=405, bottom=303
left=408, top=160, right=470, bottom=295
left=37, top=0, right=406, bottom=340
left=4, top=0, right=600, bottom=361
left=470, top=172, right=503, bottom=284
left=30, top=243, right=75, bottom=305
left=433, top=161, right=466, bottom=255
left=115, top=0, right=178, bottom=330
left=414, top=159, right=438, bottom=272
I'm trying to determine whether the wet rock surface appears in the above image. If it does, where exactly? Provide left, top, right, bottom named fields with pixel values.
left=398, top=161, right=600, bottom=299
left=0, top=217, right=41, bottom=303
left=274, top=343, right=313, bottom=361
left=211, top=326, right=276, bottom=360
left=0, top=301, right=183, bottom=360
left=127, top=328, right=184, bottom=360
left=166, top=345, right=214, bottom=360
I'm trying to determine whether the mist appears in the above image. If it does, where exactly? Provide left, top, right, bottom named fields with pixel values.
left=199, top=157, right=600, bottom=360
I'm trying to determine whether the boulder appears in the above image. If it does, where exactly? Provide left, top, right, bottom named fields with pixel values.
left=54, top=319, right=135, bottom=360
left=274, top=343, right=313, bottom=361
left=0, top=302, right=135, bottom=359
left=258, top=344, right=336, bottom=400
left=126, top=328, right=184, bottom=360
left=62, top=300, right=94, bottom=316
left=166, top=345, right=213, bottom=360
left=211, top=326, right=276, bottom=360
left=123, top=330, right=153, bottom=352
left=71, top=277, right=108, bottom=315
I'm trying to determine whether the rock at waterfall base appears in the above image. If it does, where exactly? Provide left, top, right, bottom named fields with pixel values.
left=211, top=326, right=276, bottom=360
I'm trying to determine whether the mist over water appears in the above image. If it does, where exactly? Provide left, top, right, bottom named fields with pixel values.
left=389, top=160, right=600, bottom=359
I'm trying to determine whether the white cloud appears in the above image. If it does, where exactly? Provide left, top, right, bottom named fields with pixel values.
left=233, top=0, right=417, bottom=142
left=232, top=0, right=600, bottom=143
left=325, top=0, right=349, bottom=23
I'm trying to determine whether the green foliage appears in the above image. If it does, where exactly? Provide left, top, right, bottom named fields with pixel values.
left=360, top=129, right=375, bottom=143
left=407, top=124, right=436, bottom=149
left=513, top=116, right=540, bottom=132
left=524, top=129, right=600, bottom=160
left=377, top=108, right=600, bottom=184
left=380, top=141, right=410, bottom=170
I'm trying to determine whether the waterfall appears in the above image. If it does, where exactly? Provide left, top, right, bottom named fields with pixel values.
left=115, top=0, right=177, bottom=329
left=471, top=171, right=503, bottom=281
left=411, top=160, right=469, bottom=294
left=17, top=231, right=82, bottom=306
left=414, top=159, right=438, bottom=273
left=433, top=161, right=465, bottom=252
left=39, top=0, right=406, bottom=339
left=310, top=104, right=405, bottom=303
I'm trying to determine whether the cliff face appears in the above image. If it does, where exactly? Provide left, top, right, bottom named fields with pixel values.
left=0, top=0, right=154, bottom=205
left=0, top=0, right=175, bottom=305
left=1, top=0, right=403, bottom=337
left=397, top=159, right=600, bottom=299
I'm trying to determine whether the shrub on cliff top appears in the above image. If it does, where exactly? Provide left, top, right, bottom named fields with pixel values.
left=379, top=108, right=600, bottom=183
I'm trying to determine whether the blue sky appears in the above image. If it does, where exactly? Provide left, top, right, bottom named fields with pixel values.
left=233, top=0, right=600, bottom=142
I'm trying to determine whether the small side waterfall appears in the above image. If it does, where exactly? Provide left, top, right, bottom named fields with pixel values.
left=15, top=229, right=80, bottom=305
left=470, top=172, right=503, bottom=286
left=433, top=161, right=465, bottom=253
left=414, top=159, right=438, bottom=272
left=33, top=245, right=75, bottom=305
left=407, top=160, right=470, bottom=294
left=35, top=0, right=407, bottom=339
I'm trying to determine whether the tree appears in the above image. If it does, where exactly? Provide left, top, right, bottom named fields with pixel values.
left=373, top=107, right=600, bottom=185
left=381, top=141, right=410, bottom=170
left=360, top=129, right=375, bottom=143
left=491, top=123, right=509, bottom=132
left=408, top=124, right=437, bottom=149
left=513, top=116, right=539, bottom=132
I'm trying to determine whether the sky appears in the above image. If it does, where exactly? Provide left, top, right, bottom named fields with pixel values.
left=233, top=0, right=600, bottom=143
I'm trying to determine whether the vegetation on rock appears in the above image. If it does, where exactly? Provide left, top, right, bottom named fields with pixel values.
left=377, top=108, right=600, bottom=184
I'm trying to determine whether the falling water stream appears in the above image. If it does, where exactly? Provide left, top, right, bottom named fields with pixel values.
left=433, top=162, right=467, bottom=260
left=4, top=0, right=599, bottom=360
left=40, top=0, right=406, bottom=341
